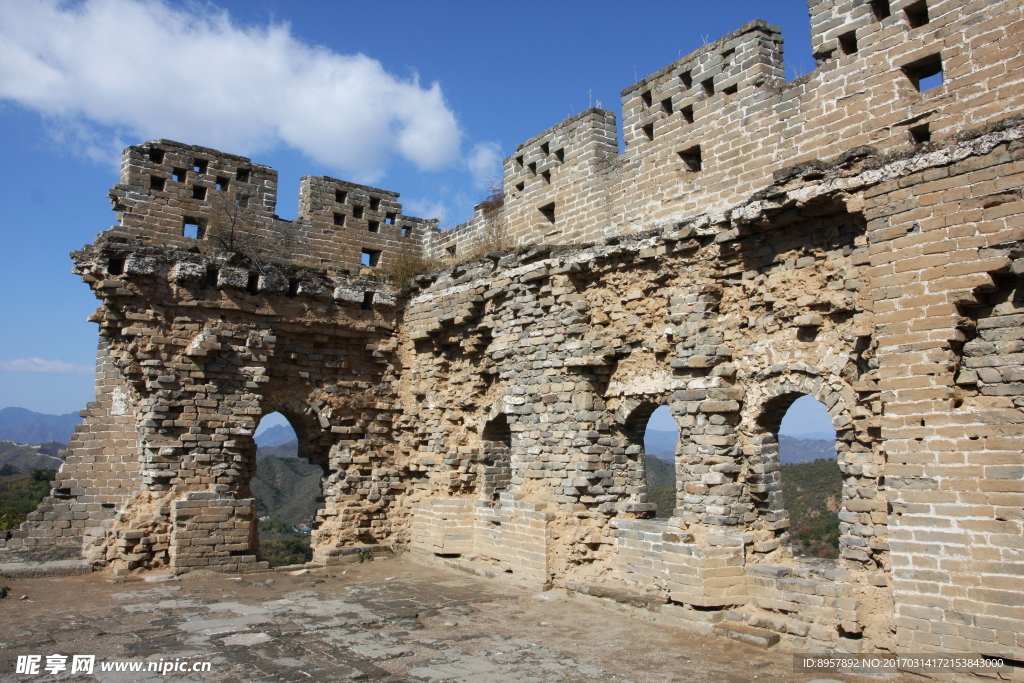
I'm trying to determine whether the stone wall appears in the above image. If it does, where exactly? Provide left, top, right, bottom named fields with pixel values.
left=11, top=0, right=1023, bottom=666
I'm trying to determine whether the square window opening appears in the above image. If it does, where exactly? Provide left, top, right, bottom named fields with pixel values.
left=904, top=0, right=929, bottom=27
left=361, top=249, right=381, bottom=267
left=368, top=220, right=380, bottom=233
left=148, top=149, right=164, bottom=164
left=335, top=189, right=347, bottom=203
left=192, top=185, right=207, bottom=200
left=678, top=146, right=702, bottom=172
left=682, top=105, right=695, bottom=123
left=369, top=197, right=380, bottom=211
left=539, top=202, right=555, bottom=224
left=172, top=168, right=187, bottom=183
left=909, top=123, right=931, bottom=144
left=237, top=195, right=249, bottom=208
left=361, top=291, right=375, bottom=310
left=150, top=175, right=165, bottom=192
left=107, top=257, right=125, bottom=276
left=540, top=142, right=550, bottom=156
left=642, top=123, right=655, bottom=141
left=333, top=212, right=345, bottom=226
left=680, top=70, right=692, bottom=89
left=839, top=31, right=858, bottom=55
left=723, top=83, right=738, bottom=96
left=401, top=225, right=412, bottom=237
left=236, top=168, right=250, bottom=183
left=640, top=90, right=652, bottom=107
left=661, top=97, right=673, bottom=114
left=246, top=272, right=259, bottom=295
left=352, top=205, right=364, bottom=219
left=183, top=218, right=205, bottom=239
left=702, top=78, right=715, bottom=96
left=193, top=159, right=207, bottom=174
left=555, top=148, right=565, bottom=163
left=215, top=176, right=229, bottom=191
left=385, top=212, right=397, bottom=224
left=903, top=54, right=943, bottom=91
left=871, top=0, right=891, bottom=19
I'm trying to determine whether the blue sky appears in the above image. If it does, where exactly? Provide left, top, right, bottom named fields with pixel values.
left=0, top=0, right=829, bottom=433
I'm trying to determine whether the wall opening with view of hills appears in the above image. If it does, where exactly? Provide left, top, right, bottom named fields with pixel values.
left=641, top=397, right=840, bottom=556
left=253, top=412, right=320, bottom=566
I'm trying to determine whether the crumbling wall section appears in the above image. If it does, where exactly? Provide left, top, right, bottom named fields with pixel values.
left=0, top=342, right=140, bottom=552
left=43, top=240, right=407, bottom=572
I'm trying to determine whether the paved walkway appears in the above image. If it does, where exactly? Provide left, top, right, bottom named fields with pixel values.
left=0, top=555, right=902, bottom=682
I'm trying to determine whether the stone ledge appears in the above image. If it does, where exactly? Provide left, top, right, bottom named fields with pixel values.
left=0, top=560, right=93, bottom=579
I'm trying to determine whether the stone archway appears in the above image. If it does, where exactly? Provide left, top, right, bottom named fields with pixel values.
left=739, top=373, right=865, bottom=561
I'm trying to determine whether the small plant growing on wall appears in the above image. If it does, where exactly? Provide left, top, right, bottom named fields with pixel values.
left=204, top=190, right=296, bottom=271
left=383, top=230, right=437, bottom=294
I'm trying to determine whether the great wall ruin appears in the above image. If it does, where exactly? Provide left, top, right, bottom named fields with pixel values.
left=2, top=0, right=1022, bottom=666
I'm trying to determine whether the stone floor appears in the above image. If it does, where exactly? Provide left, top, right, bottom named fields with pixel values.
left=0, top=554, right=910, bottom=683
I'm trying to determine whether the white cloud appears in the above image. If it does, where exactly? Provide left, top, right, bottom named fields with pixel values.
left=466, top=141, right=503, bottom=189
left=0, top=0, right=463, bottom=181
left=0, top=358, right=94, bottom=376
left=403, top=198, right=448, bottom=224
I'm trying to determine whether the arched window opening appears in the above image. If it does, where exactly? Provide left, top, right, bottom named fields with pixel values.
left=252, top=411, right=320, bottom=566
left=621, top=402, right=676, bottom=518
left=776, top=396, right=841, bottom=558
left=643, top=405, right=679, bottom=518
left=480, top=414, right=512, bottom=500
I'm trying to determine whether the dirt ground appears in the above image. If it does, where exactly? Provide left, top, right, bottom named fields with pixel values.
left=0, top=555, right=916, bottom=683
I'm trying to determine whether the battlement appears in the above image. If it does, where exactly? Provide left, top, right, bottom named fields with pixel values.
left=100, top=0, right=1022, bottom=280
left=109, top=140, right=437, bottom=272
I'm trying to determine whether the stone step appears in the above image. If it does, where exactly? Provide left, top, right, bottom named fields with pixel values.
left=565, top=581, right=668, bottom=610
left=713, top=622, right=781, bottom=649
left=0, top=559, right=92, bottom=579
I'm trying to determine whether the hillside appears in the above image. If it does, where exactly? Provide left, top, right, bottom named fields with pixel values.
left=0, top=408, right=81, bottom=445
left=780, top=458, right=842, bottom=558
left=0, top=441, right=65, bottom=472
left=252, top=454, right=322, bottom=528
left=645, top=454, right=676, bottom=518
left=0, top=468, right=57, bottom=530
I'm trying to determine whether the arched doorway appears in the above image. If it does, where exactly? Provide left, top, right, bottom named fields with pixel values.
left=252, top=411, right=322, bottom=566
left=619, top=401, right=675, bottom=518
left=643, top=405, right=679, bottom=518
left=762, top=394, right=841, bottom=558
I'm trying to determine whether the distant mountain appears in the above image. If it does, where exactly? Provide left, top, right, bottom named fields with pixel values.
left=0, top=408, right=82, bottom=445
left=779, top=436, right=836, bottom=464
left=644, top=429, right=677, bottom=458
left=255, top=424, right=297, bottom=447
left=781, top=430, right=836, bottom=442
left=257, top=439, right=298, bottom=459
left=0, top=441, right=65, bottom=473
